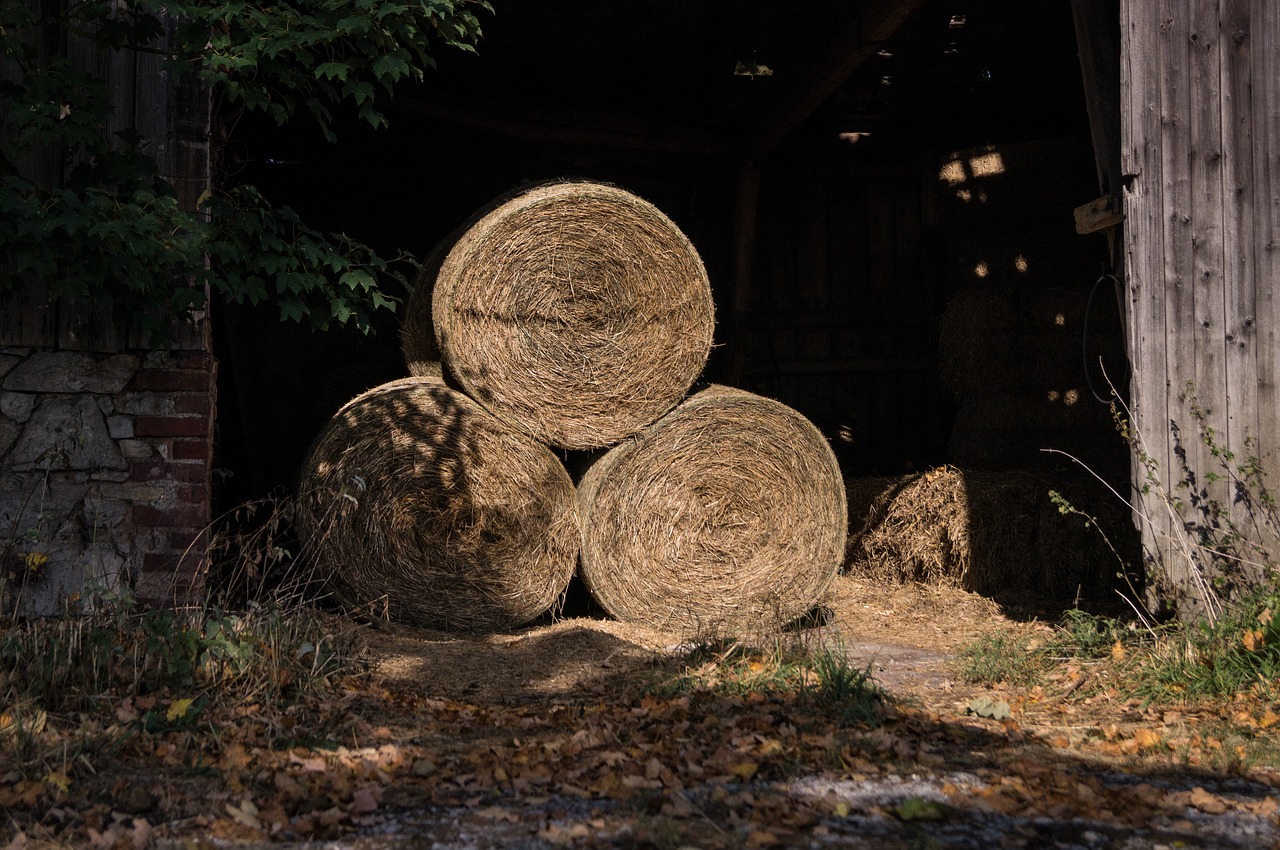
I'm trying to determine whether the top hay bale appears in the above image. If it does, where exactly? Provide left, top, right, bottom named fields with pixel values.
left=294, top=377, right=580, bottom=631
left=577, top=385, right=847, bottom=635
left=421, top=180, right=716, bottom=450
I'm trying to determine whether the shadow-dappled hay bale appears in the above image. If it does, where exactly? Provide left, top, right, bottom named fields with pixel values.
left=426, top=180, right=715, bottom=449
left=847, top=466, right=1134, bottom=605
left=296, top=377, right=580, bottom=631
left=577, top=385, right=847, bottom=634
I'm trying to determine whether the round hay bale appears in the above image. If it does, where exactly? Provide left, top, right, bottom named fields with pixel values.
left=577, top=385, right=847, bottom=634
left=295, top=377, right=580, bottom=631
left=429, top=180, right=716, bottom=449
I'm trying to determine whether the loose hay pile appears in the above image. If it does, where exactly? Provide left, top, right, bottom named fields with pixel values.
left=577, top=385, right=847, bottom=634
left=847, top=466, right=1132, bottom=604
left=295, top=377, right=580, bottom=631
left=424, top=180, right=716, bottom=449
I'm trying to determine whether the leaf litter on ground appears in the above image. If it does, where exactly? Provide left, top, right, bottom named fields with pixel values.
left=2, top=575, right=1279, bottom=848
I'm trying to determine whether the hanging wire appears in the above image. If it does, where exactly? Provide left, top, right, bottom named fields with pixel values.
left=1083, top=271, right=1123, bottom=404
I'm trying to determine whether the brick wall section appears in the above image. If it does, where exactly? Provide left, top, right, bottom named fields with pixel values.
left=127, top=350, right=217, bottom=608
left=0, top=347, right=216, bottom=614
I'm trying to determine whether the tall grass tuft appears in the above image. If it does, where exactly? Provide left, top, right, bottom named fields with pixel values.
left=0, top=495, right=360, bottom=777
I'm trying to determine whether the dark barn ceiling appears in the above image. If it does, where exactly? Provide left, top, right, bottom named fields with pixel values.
left=401, top=0, right=1090, bottom=160
left=235, top=0, right=1094, bottom=246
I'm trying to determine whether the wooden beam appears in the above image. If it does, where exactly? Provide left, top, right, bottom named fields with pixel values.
left=738, top=0, right=930, bottom=161
left=1072, top=0, right=1124, bottom=198
left=1074, top=194, right=1125, bottom=234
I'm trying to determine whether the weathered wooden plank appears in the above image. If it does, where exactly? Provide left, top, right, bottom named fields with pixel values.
left=1121, top=0, right=1174, bottom=595
left=796, top=181, right=831, bottom=361
left=866, top=179, right=896, bottom=315
left=0, top=281, right=58, bottom=346
left=892, top=180, right=921, bottom=328
left=1220, top=0, right=1260, bottom=532
left=1251, top=0, right=1280, bottom=504
left=826, top=178, right=864, bottom=339
left=1158, top=0, right=1204, bottom=603
left=1188, top=0, right=1230, bottom=520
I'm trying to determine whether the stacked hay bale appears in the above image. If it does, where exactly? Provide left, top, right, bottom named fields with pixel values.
left=844, top=466, right=1137, bottom=607
left=577, top=385, right=846, bottom=633
left=938, top=285, right=1128, bottom=479
left=409, top=180, right=716, bottom=449
left=295, top=378, right=579, bottom=631
left=303, top=179, right=845, bottom=634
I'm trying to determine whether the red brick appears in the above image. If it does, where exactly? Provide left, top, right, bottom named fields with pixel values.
left=131, top=460, right=165, bottom=481
left=172, top=438, right=211, bottom=460
left=142, top=552, right=178, bottom=574
left=164, top=462, right=208, bottom=483
left=174, top=393, right=212, bottom=415
left=135, top=415, right=209, bottom=437
left=170, top=530, right=208, bottom=552
left=133, top=504, right=208, bottom=529
left=172, top=351, right=213, bottom=370
left=130, top=369, right=210, bottom=392
left=177, top=483, right=209, bottom=504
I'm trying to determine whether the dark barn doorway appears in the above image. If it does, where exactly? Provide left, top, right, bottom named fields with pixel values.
left=211, top=1, right=1131, bottom=612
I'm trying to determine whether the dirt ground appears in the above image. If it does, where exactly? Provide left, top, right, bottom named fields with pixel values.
left=7, top=573, right=1280, bottom=850
left=269, top=574, right=1276, bottom=850
left=368, top=574, right=1004, bottom=706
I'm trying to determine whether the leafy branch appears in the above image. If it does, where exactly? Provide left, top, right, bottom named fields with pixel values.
left=0, top=0, right=492, bottom=335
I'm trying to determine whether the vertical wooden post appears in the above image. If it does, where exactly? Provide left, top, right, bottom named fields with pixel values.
left=726, top=162, right=762, bottom=387
left=1072, top=0, right=1125, bottom=199
left=1122, top=0, right=1280, bottom=615
left=1254, top=0, right=1280, bottom=504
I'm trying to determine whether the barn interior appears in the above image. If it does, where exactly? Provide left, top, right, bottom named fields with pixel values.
left=212, top=0, right=1135, bottom=610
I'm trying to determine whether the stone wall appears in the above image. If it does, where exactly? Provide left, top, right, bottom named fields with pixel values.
left=0, top=347, right=216, bottom=614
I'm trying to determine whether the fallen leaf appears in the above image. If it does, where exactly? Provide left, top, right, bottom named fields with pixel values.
left=746, top=829, right=779, bottom=847
left=1189, top=787, right=1228, bottom=815
left=967, top=696, right=1011, bottom=720
left=351, top=787, right=379, bottom=814
left=225, top=799, right=261, bottom=828
left=892, top=796, right=951, bottom=821
left=167, top=698, right=196, bottom=722
left=1131, top=728, right=1162, bottom=750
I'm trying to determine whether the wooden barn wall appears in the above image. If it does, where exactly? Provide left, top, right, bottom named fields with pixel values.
left=740, top=154, right=947, bottom=474
left=0, top=8, right=209, bottom=352
left=1, top=8, right=213, bottom=611
left=1121, top=0, right=1279, bottom=608
left=740, top=138, right=1127, bottom=482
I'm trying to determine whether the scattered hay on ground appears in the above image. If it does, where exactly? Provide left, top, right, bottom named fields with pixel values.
left=295, top=377, right=580, bottom=632
left=426, top=179, right=715, bottom=449
left=577, top=385, right=847, bottom=635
